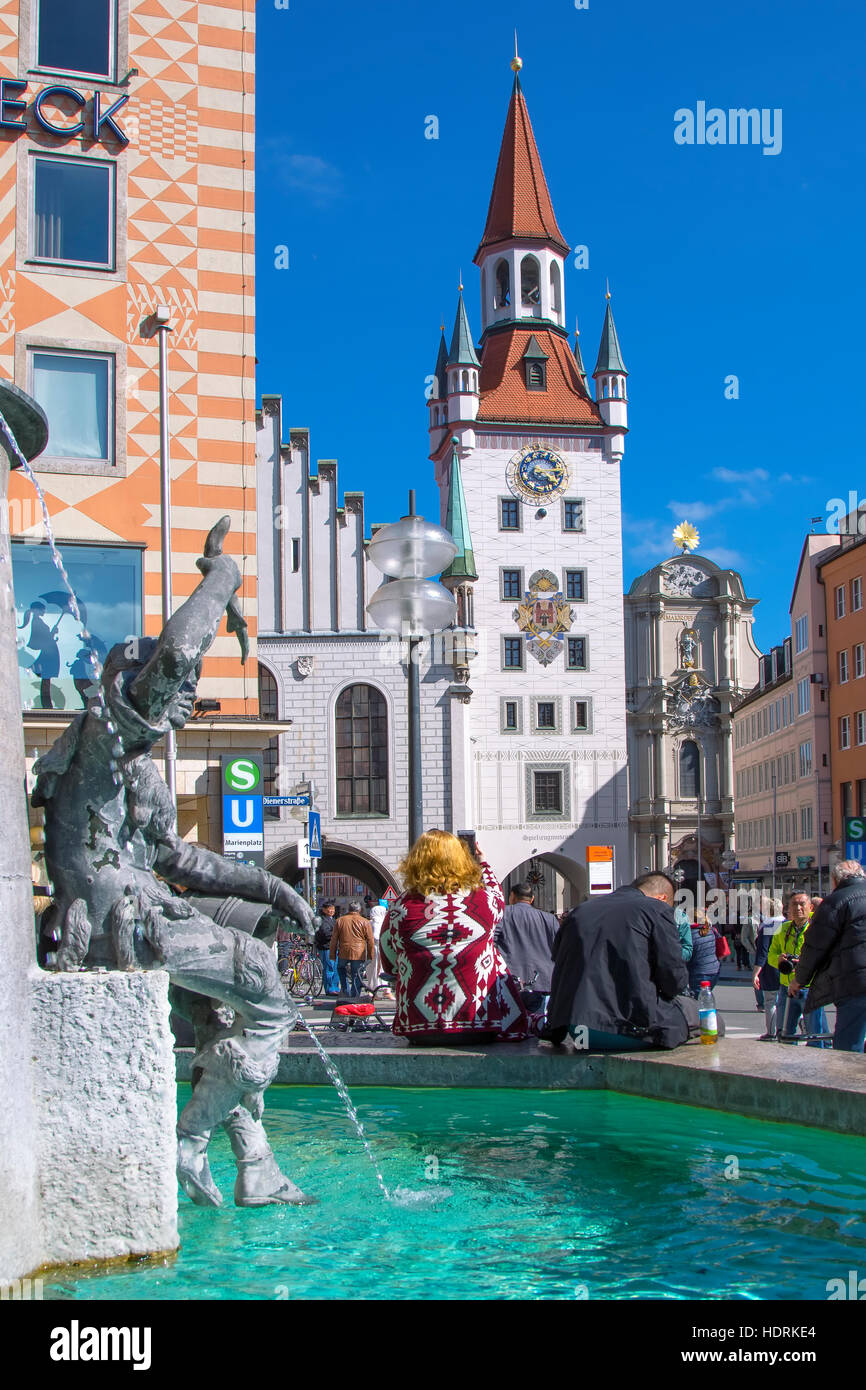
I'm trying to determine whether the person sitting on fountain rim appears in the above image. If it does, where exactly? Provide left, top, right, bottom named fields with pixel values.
left=32, top=516, right=317, bottom=1210
left=542, top=872, right=705, bottom=1050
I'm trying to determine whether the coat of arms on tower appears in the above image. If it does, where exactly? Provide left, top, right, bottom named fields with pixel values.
left=512, top=569, right=574, bottom=666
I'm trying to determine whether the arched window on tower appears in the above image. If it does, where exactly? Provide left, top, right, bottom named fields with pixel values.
left=258, top=664, right=279, bottom=817
left=549, top=261, right=562, bottom=316
left=481, top=265, right=487, bottom=314
left=602, top=380, right=610, bottom=399
left=335, top=684, right=388, bottom=817
left=495, top=258, right=510, bottom=307
left=461, top=369, right=469, bottom=391
left=520, top=255, right=541, bottom=308
left=612, top=379, right=619, bottom=398
left=680, top=740, right=701, bottom=799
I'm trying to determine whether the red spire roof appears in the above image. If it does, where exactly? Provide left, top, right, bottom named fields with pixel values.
left=475, top=76, right=570, bottom=262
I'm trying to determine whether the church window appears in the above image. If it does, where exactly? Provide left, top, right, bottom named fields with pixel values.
left=259, top=663, right=278, bottom=719
left=461, top=369, right=469, bottom=391
left=520, top=255, right=541, bottom=308
left=679, top=740, right=701, bottom=799
left=602, top=380, right=610, bottom=399
left=495, top=259, right=510, bottom=307
left=335, top=684, right=388, bottom=817
left=499, top=497, right=521, bottom=531
left=549, top=261, right=562, bottom=316
left=525, top=360, right=546, bottom=390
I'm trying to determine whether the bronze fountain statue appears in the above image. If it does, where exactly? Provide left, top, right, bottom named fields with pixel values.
left=32, top=512, right=316, bottom=1209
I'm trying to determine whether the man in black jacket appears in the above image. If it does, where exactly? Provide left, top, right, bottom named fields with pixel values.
left=791, top=859, right=866, bottom=1051
left=495, top=882, right=559, bottom=992
left=544, top=872, right=695, bottom=1050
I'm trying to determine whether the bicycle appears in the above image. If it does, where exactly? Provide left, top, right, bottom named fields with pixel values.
left=280, top=937, right=324, bottom=1000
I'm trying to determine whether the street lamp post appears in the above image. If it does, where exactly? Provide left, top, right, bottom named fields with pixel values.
left=366, top=491, right=457, bottom=848
left=140, top=305, right=177, bottom=814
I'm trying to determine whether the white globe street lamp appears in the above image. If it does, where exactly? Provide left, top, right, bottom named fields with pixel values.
left=366, top=491, right=457, bottom=846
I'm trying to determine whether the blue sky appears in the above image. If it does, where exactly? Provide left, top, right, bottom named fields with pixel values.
left=255, top=0, right=865, bottom=650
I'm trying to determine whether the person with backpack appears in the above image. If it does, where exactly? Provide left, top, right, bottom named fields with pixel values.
left=753, top=897, right=785, bottom=1038
left=687, top=909, right=723, bottom=997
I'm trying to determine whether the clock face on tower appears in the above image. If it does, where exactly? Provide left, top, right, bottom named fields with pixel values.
left=506, top=445, right=569, bottom=503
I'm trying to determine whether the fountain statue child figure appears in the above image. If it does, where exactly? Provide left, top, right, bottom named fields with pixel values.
left=32, top=516, right=316, bottom=1208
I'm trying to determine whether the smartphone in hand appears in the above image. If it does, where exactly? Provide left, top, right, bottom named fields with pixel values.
left=457, top=830, right=477, bottom=859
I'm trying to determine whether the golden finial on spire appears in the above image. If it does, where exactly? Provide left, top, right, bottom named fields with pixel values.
left=672, top=521, right=700, bottom=554
left=574, top=314, right=580, bottom=337
left=605, top=278, right=611, bottom=301
left=511, top=30, right=522, bottom=72
left=458, top=269, right=463, bottom=292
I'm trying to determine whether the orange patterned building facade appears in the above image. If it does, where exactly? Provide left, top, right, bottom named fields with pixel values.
left=2, top=0, right=258, bottom=716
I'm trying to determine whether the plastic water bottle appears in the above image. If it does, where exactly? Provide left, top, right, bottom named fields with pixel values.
left=698, top=981, right=718, bottom=1045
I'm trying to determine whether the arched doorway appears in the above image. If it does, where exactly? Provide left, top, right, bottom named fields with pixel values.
left=502, top=853, right=588, bottom=915
left=266, top=839, right=400, bottom=911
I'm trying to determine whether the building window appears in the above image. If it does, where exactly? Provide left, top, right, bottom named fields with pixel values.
left=11, top=539, right=142, bottom=711
left=571, top=697, right=592, bottom=733
left=842, top=782, right=854, bottom=820
left=29, top=347, right=113, bottom=467
left=796, top=676, right=810, bottom=716
left=799, top=741, right=813, bottom=777
left=262, top=738, right=279, bottom=819
left=858, top=779, right=866, bottom=816
left=37, top=0, right=116, bottom=80
left=520, top=254, right=541, bottom=307
left=500, top=697, right=522, bottom=733
left=853, top=577, right=863, bottom=612
left=525, top=360, right=546, bottom=390
left=494, top=258, right=510, bottom=308
left=840, top=650, right=850, bottom=684
left=858, top=712, right=866, bottom=746
left=566, top=636, right=588, bottom=670
left=840, top=715, right=851, bottom=750
left=532, top=698, right=560, bottom=733
left=501, top=568, right=523, bottom=600
left=801, top=805, right=813, bottom=841
left=562, top=498, right=585, bottom=532
left=835, top=585, right=846, bottom=619
left=291, top=538, right=301, bottom=573
left=502, top=636, right=524, bottom=670
left=794, top=615, right=808, bottom=653
left=335, top=684, right=388, bottom=817
left=855, top=643, right=865, bottom=679
left=258, top=664, right=278, bottom=720
left=31, top=155, right=115, bottom=270
left=564, top=569, right=586, bottom=602
left=679, top=740, right=701, bottom=799
left=499, top=497, right=521, bottom=531
left=533, top=771, right=562, bottom=813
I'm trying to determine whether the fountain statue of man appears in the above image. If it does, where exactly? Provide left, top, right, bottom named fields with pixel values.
left=32, top=516, right=315, bottom=1208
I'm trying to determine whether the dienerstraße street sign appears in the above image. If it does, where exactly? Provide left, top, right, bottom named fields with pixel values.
left=263, top=795, right=310, bottom=807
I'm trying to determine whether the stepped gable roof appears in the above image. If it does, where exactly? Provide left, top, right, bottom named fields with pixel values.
left=477, top=326, right=603, bottom=425
left=475, top=75, right=569, bottom=261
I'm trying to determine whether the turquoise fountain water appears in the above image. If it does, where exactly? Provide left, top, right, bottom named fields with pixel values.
left=41, top=1089, right=866, bottom=1301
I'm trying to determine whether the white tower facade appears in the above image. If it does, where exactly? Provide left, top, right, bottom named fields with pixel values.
left=429, top=67, right=631, bottom=906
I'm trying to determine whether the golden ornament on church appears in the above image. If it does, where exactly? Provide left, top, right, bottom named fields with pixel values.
left=673, top=521, right=700, bottom=553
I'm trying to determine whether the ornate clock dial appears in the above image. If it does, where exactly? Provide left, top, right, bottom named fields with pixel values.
left=506, top=445, right=569, bottom=503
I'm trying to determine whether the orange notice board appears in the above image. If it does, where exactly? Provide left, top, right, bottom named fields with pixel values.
left=586, top=846, right=614, bottom=863
left=586, top=845, right=614, bottom=894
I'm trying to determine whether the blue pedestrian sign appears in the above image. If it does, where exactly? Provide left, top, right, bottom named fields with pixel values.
left=845, top=816, right=866, bottom=862
left=307, top=811, right=322, bottom=859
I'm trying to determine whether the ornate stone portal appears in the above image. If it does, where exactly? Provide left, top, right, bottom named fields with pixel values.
left=34, top=514, right=317, bottom=1210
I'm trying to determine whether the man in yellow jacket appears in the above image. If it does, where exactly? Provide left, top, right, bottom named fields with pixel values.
left=768, top=891, right=830, bottom=1047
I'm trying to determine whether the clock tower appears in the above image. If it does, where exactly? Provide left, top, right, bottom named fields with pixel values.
left=429, top=55, right=631, bottom=904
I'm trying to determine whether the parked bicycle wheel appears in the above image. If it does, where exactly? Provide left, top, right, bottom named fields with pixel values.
left=286, top=954, right=311, bottom=999
left=301, top=953, right=323, bottom=997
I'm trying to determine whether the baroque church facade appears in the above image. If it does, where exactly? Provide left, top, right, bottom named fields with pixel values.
left=256, top=61, right=632, bottom=906
left=624, top=550, right=761, bottom=889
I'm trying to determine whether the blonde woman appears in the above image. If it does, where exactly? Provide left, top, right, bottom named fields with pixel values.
left=379, top=830, right=527, bottom=1045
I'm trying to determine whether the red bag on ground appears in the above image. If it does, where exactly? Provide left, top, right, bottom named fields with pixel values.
left=333, top=1003, right=375, bottom=1017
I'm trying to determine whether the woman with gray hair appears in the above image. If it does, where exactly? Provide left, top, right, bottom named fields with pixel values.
left=790, top=860, right=866, bottom=1051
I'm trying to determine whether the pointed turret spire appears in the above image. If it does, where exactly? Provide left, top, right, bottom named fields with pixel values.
left=447, top=289, right=480, bottom=368
left=441, top=437, right=477, bottom=583
left=432, top=330, right=449, bottom=399
left=474, top=56, right=569, bottom=261
left=593, top=297, right=628, bottom=377
left=573, top=315, right=588, bottom=387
